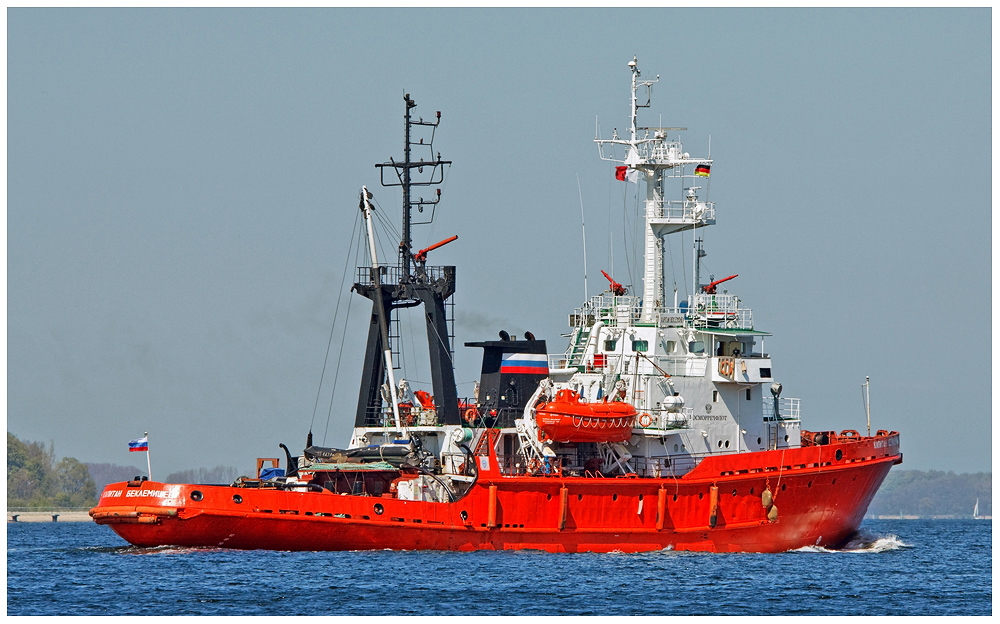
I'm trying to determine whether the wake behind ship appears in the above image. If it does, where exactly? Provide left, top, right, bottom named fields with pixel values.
left=91, top=58, right=901, bottom=553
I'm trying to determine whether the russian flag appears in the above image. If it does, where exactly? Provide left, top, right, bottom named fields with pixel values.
left=128, top=436, right=148, bottom=452
left=500, top=353, right=548, bottom=375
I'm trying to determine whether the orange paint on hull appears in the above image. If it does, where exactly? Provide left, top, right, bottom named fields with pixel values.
left=92, top=434, right=900, bottom=553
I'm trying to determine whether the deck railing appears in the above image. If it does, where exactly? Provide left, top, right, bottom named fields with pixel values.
left=762, top=397, right=801, bottom=421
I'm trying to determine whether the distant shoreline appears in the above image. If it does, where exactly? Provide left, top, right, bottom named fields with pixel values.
left=872, top=515, right=992, bottom=520
left=8, top=511, right=91, bottom=523
left=7, top=511, right=992, bottom=524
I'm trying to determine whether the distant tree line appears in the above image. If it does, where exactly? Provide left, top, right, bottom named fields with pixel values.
left=85, top=462, right=144, bottom=493
left=868, top=470, right=991, bottom=518
left=81, top=464, right=241, bottom=492
left=7, top=432, right=97, bottom=508
left=164, top=466, right=240, bottom=485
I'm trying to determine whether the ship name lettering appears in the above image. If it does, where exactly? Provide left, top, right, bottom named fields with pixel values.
left=102, top=490, right=123, bottom=498
left=124, top=489, right=171, bottom=498
left=692, top=414, right=727, bottom=421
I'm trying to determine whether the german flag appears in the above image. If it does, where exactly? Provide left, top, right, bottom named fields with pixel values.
left=695, top=164, right=711, bottom=177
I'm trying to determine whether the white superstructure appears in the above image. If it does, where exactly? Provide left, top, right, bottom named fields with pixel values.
left=545, top=56, right=801, bottom=476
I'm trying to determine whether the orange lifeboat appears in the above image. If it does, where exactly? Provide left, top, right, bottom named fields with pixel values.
left=534, top=388, right=637, bottom=443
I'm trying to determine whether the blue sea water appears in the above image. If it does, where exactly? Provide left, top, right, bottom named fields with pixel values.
left=7, top=520, right=991, bottom=616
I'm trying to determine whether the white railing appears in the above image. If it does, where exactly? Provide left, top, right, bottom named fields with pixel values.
left=656, top=199, right=716, bottom=224
left=685, top=293, right=753, bottom=329
left=636, top=407, right=693, bottom=430
left=569, top=296, right=643, bottom=328
left=763, top=397, right=801, bottom=421
left=656, top=356, right=708, bottom=377
left=568, top=295, right=753, bottom=332
left=548, top=354, right=578, bottom=371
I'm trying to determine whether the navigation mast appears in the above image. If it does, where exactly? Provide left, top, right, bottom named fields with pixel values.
left=596, top=56, right=715, bottom=320
left=353, top=94, right=460, bottom=430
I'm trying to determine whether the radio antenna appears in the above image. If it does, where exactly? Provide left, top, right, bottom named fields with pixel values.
left=578, top=174, right=588, bottom=301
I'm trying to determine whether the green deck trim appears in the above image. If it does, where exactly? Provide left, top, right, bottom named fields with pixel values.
left=695, top=328, right=771, bottom=336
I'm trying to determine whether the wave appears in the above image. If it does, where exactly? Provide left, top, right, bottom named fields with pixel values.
left=116, top=544, right=228, bottom=556
left=791, top=528, right=910, bottom=553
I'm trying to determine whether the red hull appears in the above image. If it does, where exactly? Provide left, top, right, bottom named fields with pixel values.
left=92, top=433, right=900, bottom=553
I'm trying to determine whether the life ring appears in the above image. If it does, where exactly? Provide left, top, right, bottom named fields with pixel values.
left=463, top=408, right=478, bottom=424
left=718, top=359, right=733, bottom=376
left=527, top=458, right=541, bottom=474
left=639, top=413, right=653, bottom=427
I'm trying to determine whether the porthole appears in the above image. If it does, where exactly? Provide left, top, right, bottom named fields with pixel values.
left=232, top=494, right=243, bottom=504
left=732, top=489, right=737, bottom=497
left=835, top=449, right=843, bottom=461
left=674, top=444, right=679, bottom=452
left=699, top=492, right=704, bottom=500
left=807, top=481, right=812, bottom=488
left=757, top=437, right=762, bottom=445
left=673, top=494, right=678, bottom=501
left=460, top=510, right=468, bottom=521
left=725, top=440, right=730, bottom=449
left=832, top=478, right=837, bottom=485
left=750, top=487, right=755, bottom=495
left=577, top=494, right=583, bottom=501
left=374, top=503, right=384, bottom=515
left=612, top=494, right=618, bottom=502
left=718, top=440, right=723, bottom=448
left=638, top=494, right=643, bottom=501
left=784, top=435, right=789, bottom=442
left=547, top=493, right=552, bottom=501
left=781, top=484, right=786, bottom=492
left=190, top=490, right=203, bottom=502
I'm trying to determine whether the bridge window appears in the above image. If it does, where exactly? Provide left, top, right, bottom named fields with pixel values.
left=688, top=341, right=705, bottom=354
left=666, top=340, right=676, bottom=353
left=604, top=339, right=617, bottom=351
left=631, top=340, right=648, bottom=352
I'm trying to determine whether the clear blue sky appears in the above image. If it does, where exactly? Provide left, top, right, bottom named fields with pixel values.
left=7, top=9, right=991, bottom=476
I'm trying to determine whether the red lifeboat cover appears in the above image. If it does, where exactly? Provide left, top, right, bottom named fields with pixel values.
left=535, top=388, right=637, bottom=443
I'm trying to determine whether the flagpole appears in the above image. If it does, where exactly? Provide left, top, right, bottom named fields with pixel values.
left=145, top=431, right=152, bottom=481
left=865, top=378, right=871, bottom=437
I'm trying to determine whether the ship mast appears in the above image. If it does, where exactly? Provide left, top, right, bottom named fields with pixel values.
left=353, top=94, right=461, bottom=431
left=596, top=56, right=715, bottom=320
left=383, top=94, right=451, bottom=277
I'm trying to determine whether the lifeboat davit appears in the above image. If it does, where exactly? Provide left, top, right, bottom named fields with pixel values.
left=535, top=388, right=637, bottom=443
